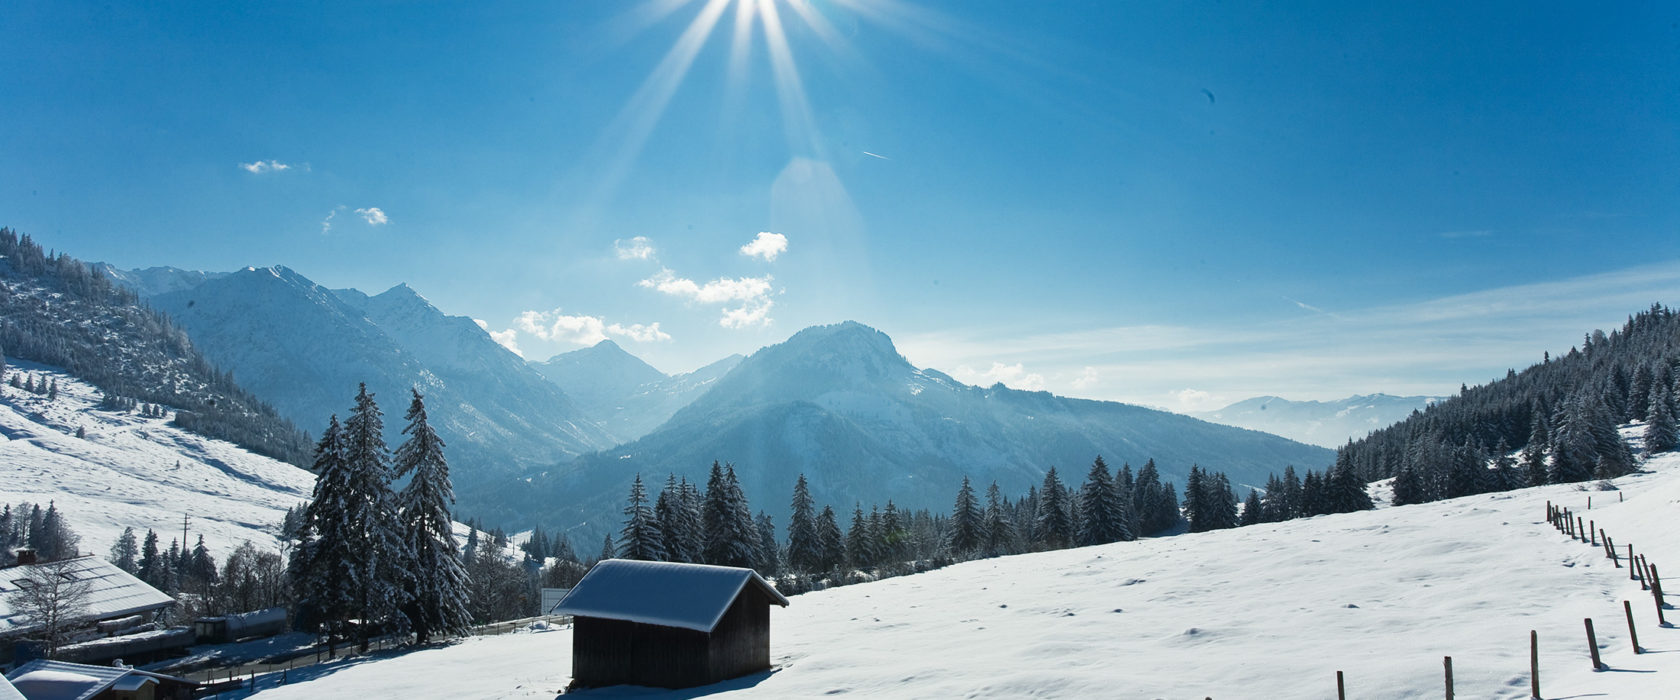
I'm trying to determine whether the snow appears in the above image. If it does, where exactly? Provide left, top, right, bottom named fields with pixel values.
left=0, top=556, right=175, bottom=637
left=0, top=361, right=316, bottom=555
left=245, top=450, right=1680, bottom=699
left=0, top=673, right=23, bottom=700
left=553, top=560, right=788, bottom=633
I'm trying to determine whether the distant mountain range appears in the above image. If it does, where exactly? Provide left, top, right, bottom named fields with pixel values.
left=103, top=264, right=615, bottom=514
left=1192, top=394, right=1441, bottom=448
left=529, top=340, right=742, bottom=443
left=490, top=322, right=1335, bottom=541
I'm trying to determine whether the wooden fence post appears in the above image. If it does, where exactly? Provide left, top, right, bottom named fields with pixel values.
left=1576, top=516, right=1586, bottom=542
left=1443, top=656, right=1454, bottom=700
left=1530, top=630, right=1540, bottom=700
left=1651, top=564, right=1668, bottom=626
left=1546, top=500, right=1552, bottom=522
left=1585, top=618, right=1605, bottom=671
left=1336, top=670, right=1345, bottom=700
left=1629, top=544, right=1638, bottom=580
left=1638, top=556, right=1650, bottom=591
left=1625, top=600, right=1642, bottom=653
left=1589, top=520, right=1596, bottom=545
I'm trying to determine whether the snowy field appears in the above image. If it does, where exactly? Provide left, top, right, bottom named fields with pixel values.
left=0, top=361, right=316, bottom=553
left=237, top=451, right=1680, bottom=699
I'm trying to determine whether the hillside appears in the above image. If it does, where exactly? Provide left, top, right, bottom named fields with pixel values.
left=1193, top=393, right=1440, bottom=448
left=241, top=439, right=1680, bottom=699
left=0, top=230, right=311, bottom=464
left=499, top=322, right=1332, bottom=538
left=529, top=341, right=743, bottom=442
left=140, top=266, right=615, bottom=511
left=0, top=360, right=315, bottom=554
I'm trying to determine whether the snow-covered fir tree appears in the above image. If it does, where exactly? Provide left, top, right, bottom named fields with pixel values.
left=755, top=513, right=780, bottom=577
left=786, top=474, right=821, bottom=573
left=983, top=481, right=1016, bottom=557
left=701, top=462, right=759, bottom=568
left=617, top=474, right=666, bottom=561
left=1645, top=385, right=1678, bottom=453
left=1076, top=456, right=1131, bottom=545
left=393, top=389, right=471, bottom=644
left=1034, top=467, right=1073, bottom=549
left=655, top=475, right=700, bottom=563
left=947, top=476, right=984, bottom=555
left=816, top=505, right=844, bottom=572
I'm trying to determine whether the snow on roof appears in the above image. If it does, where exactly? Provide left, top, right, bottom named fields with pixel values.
left=0, top=674, right=25, bottom=700
left=553, top=559, right=789, bottom=633
left=0, top=556, right=175, bottom=637
left=5, top=660, right=126, bottom=700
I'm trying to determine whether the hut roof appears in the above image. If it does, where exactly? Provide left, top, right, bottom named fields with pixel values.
left=5, top=659, right=192, bottom=700
left=0, top=673, right=24, bottom=700
left=0, top=556, right=174, bottom=638
left=554, top=559, right=789, bottom=633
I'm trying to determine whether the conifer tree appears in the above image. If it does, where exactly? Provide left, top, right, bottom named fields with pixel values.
left=1550, top=397, right=1598, bottom=484
left=702, top=462, right=758, bottom=568
left=341, top=385, right=411, bottom=649
left=617, top=474, right=666, bottom=561
left=983, top=481, right=1016, bottom=556
left=786, top=474, right=821, bottom=573
left=816, top=505, right=845, bottom=572
left=1034, top=468, right=1073, bottom=549
left=755, top=513, right=780, bottom=577
left=393, top=390, right=471, bottom=644
left=1183, top=467, right=1206, bottom=530
left=109, top=527, right=139, bottom=575
left=1239, top=489, right=1264, bottom=526
left=599, top=534, right=615, bottom=562
left=656, top=475, right=698, bottom=564
left=1645, top=385, right=1678, bottom=453
left=1076, top=456, right=1130, bottom=545
left=845, top=504, right=872, bottom=569
left=1522, top=410, right=1551, bottom=486
left=948, top=477, right=984, bottom=555
left=137, top=529, right=162, bottom=588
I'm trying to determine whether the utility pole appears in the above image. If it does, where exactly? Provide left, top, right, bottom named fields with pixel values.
left=180, top=513, right=190, bottom=581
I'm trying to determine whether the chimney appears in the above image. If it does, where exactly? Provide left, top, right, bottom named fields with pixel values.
left=16, top=548, right=38, bottom=566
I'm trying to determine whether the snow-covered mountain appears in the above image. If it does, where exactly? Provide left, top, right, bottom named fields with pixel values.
left=502, top=322, right=1332, bottom=538
left=530, top=341, right=743, bottom=442
left=137, top=266, right=615, bottom=512
left=90, top=263, right=229, bottom=298
left=1193, top=394, right=1441, bottom=448
left=0, top=360, right=314, bottom=555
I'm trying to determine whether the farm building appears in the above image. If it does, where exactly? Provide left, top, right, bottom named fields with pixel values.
left=553, top=559, right=789, bottom=690
left=0, top=553, right=178, bottom=665
left=5, top=659, right=196, bottom=700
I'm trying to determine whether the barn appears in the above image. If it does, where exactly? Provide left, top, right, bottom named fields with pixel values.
left=553, top=559, right=789, bottom=689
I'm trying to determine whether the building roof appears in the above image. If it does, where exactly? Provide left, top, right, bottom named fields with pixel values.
left=0, top=556, right=175, bottom=638
left=553, top=559, right=789, bottom=633
left=5, top=659, right=191, bottom=700
left=0, top=673, right=25, bottom=700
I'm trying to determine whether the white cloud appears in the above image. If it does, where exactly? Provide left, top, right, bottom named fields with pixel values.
left=511, top=309, right=672, bottom=346
left=614, top=236, right=656, bottom=260
left=320, top=208, right=339, bottom=235
left=355, top=207, right=388, bottom=225
left=954, top=362, right=1046, bottom=391
left=638, top=268, right=776, bottom=328
left=475, top=319, right=523, bottom=357
left=240, top=160, right=292, bottom=174
left=1072, top=366, right=1099, bottom=390
left=1172, top=388, right=1226, bottom=412
left=606, top=322, right=672, bottom=343
left=739, top=232, right=788, bottom=262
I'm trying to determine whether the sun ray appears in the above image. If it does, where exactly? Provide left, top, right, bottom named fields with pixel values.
left=588, top=0, right=734, bottom=203
left=757, top=0, right=824, bottom=158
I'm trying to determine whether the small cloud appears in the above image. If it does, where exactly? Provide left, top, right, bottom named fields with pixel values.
left=1283, top=296, right=1330, bottom=315
left=862, top=151, right=891, bottom=161
left=639, top=268, right=775, bottom=328
left=1439, top=229, right=1494, bottom=239
left=739, top=232, right=788, bottom=262
left=614, top=236, right=657, bottom=260
left=240, top=159, right=292, bottom=174
left=607, top=322, right=672, bottom=343
left=320, top=208, right=340, bottom=235
left=475, top=319, right=523, bottom=357
left=355, top=207, right=388, bottom=226
left=1072, top=366, right=1099, bottom=390
left=512, top=309, right=671, bottom=346
left=1172, top=388, right=1225, bottom=412
left=954, top=362, right=1046, bottom=392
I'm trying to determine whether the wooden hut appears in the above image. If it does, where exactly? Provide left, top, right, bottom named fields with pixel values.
left=554, top=559, right=789, bottom=689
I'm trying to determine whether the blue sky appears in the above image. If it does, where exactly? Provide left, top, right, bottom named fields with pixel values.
left=4, top=1, right=1678, bottom=411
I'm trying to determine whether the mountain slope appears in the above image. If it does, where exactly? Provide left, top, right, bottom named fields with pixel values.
left=502, top=322, right=1331, bottom=536
left=1193, top=394, right=1441, bottom=448
left=0, top=230, right=310, bottom=464
left=0, top=360, right=315, bottom=554
left=530, top=342, right=744, bottom=442
left=144, top=266, right=614, bottom=505
left=248, top=448, right=1680, bottom=700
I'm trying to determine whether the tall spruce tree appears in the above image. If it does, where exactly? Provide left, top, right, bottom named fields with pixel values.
left=393, top=390, right=471, bottom=644
left=983, top=481, right=1016, bottom=556
left=618, top=474, right=666, bottom=561
left=656, top=475, right=698, bottom=563
left=816, top=505, right=845, bottom=572
left=1076, top=456, right=1130, bottom=545
left=341, top=385, right=411, bottom=650
left=109, top=527, right=139, bottom=575
left=947, top=477, right=984, bottom=555
left=1034, top=468, right=1074, bottom=549
left=1645, top=385, right=1678, bottom=453
left=701, top=462, right=758, bottom=568
left=786, top=474, right=821, bottom=573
